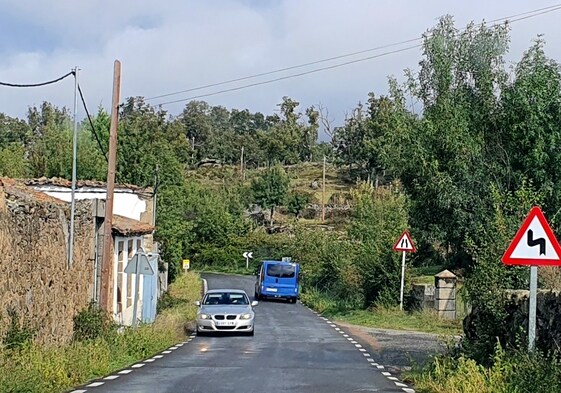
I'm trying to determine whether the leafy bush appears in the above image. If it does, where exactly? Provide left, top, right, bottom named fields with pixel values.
left=411, top=344, right=561, bottom=393
left=3, top=307, right=35, bottom=350
left=73, top=302, right=115, bottom=342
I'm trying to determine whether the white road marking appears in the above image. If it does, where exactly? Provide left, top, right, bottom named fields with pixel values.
left=104, top=375, right=119, bottom=380
left=402, top=388, right=416, bottom=393
left=367, top=358, right=374, bottom=362
left=131, top=364, right=145, bottom=368
left=363, top=353, right=370, bottom=357
left=347, top=337, right=353, bottom=341
left=389, top=377, right=398, bottom=381
left=335, top=327, right=341, bottom=331
left=359, top=349, right=366, bottom=352
left=118, top=370, right=133, bottom=375
left=71, top=390, right=87, bottom=393
left=382, top=372, right=391, bottom=376
left=153, top=355, right=164, bottom=359
left=87, top=382, right=104, bottom=387
left=343, top=334, right=349, bottom=337
left=162, top=350, right=172, bottom=354
left=396, top=382, right=408, bottom=387
left=355, top=344, right=362, bottom=348
left=377, top=365, right=384, bottom=369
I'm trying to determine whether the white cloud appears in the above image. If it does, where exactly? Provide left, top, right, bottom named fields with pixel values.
left=1, top=0, right=560, bottom=133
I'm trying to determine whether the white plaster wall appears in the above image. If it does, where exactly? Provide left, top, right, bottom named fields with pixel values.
left=32, top=186, right=146, bottom=221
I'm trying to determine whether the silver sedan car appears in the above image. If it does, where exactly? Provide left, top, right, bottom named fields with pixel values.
left=195, top=289, right=258, bottom=336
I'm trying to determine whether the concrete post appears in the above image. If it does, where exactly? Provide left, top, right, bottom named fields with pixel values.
left=434, top=269, right=457, bottom=319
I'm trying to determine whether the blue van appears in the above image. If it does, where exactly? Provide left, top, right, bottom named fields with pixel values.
left=254, top=260, right=300, bottom=303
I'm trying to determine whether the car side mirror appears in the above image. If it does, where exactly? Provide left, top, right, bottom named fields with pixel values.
left=251, top=300, right=258, bottom=307
left=194, top=301, right=201, bottom=306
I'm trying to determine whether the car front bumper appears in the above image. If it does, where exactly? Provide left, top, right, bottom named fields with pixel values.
left=196, top=318, right=254, bottom=332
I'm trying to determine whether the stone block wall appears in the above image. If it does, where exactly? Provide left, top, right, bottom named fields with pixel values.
left=464, top=289, right=561, bottom=353
left=0, top=180, right=95, bottom=344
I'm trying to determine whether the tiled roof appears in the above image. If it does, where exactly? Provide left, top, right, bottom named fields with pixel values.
left=0, top=178, right=67, bottom=205
left=112, top=215, right=154, bottom=236
left=22, top=177, right=153, bottom=194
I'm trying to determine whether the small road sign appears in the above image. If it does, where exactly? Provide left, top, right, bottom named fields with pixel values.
left=502, top=206, right=561, bottom=266
left=393, top=231, right=416, bottom=253
left=183, top=259, right=190, bottom=270
left=124, top=252, right=154, bottom=275
left=243, top=251, right=253, bottom=269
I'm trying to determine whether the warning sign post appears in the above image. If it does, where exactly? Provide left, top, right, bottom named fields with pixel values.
left=393, top=230, right=416, bottom=311
left=501, top=206, right=561, bottom=352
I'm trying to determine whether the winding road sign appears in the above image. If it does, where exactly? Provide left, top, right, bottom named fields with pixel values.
left=502, top=206, right=561, bottom=266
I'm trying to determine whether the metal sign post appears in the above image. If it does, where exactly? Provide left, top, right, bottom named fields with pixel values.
left=392, top=230, right=416, bottom=311
left=501, top=206, right=561, bottom=352
left=399, top=251, right=406, bottom=311
left=529, top=266, right=538, bottom=351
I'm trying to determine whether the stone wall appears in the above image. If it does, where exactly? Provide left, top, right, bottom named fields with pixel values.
left=0, top=180, right=95, bottom=344
left=463, top=289, right=561, bottom=353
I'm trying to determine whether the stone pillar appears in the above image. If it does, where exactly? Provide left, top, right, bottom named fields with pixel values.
left=434, top=270, right=457, bottom=319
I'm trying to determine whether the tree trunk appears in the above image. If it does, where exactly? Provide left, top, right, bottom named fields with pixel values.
left=270, top=206, right=275, bottom=227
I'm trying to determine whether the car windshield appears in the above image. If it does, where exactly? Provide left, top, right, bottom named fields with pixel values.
left=266, top=264, right=295, bottom=278
left=203, top=292, right=249, bottom=305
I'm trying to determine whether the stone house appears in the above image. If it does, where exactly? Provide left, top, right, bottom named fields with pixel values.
left=0, top=176, right=165, bottom=342
left=24, top=177, right=160, bottom=327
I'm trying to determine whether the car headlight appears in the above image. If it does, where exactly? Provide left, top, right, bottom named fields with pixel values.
left=198, top=313, right=211, bottom=320
left=240, top=313, right=252, bottom=320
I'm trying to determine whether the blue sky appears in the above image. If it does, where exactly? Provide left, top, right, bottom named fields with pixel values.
left=1, top=0, right=561, bottom=138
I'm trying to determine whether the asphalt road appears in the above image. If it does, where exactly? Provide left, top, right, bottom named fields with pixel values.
left=74, top=274, right=412, bottom=393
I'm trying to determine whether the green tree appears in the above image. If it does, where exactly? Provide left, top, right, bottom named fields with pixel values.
left=250, top=165, right=289, bottom=225
left=287, top=189, right=312, bottom=220
left=0, top=144, right=29, bottom=177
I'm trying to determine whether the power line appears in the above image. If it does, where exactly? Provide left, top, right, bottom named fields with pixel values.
left=77, top=83, right=108, bottom=162
left=147, top=3, right=561, bottom=104
left=156, top=44, right=422, bottom=106
left=0, top=71, right=74, bottom=87
left=145, top=38, right=422, bottom=101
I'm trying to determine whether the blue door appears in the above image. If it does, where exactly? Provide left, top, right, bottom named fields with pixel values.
left=141, top=258, right=158, bottom=323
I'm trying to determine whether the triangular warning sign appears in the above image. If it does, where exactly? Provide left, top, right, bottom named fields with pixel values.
left=502, top=206, right=561, bottom=266
left=393, top=230, right=416, bottom=252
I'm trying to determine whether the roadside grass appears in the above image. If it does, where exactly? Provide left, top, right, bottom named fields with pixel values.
left=300, top=288, right=462, bottom=336
left=0, top=272, right=200, bottom=393
left=405, top=345, right=561, bottom=393
left=334, top=308, right=462, bottom=336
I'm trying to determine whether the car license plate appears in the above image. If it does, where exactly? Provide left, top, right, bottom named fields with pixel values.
left=215, top=321, right=235, bottom=326
left=267, top=287, right=277, bottom=292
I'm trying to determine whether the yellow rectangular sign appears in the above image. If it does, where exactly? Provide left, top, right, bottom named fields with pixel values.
left=182, top=259, right=190, bottom=270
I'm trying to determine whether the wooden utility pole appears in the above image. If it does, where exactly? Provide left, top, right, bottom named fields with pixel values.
left=100, top=60, right=121, bottom=311
left=240, top=146, right=245, bottom=180
left=322, top=156, right=326, bottom=222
